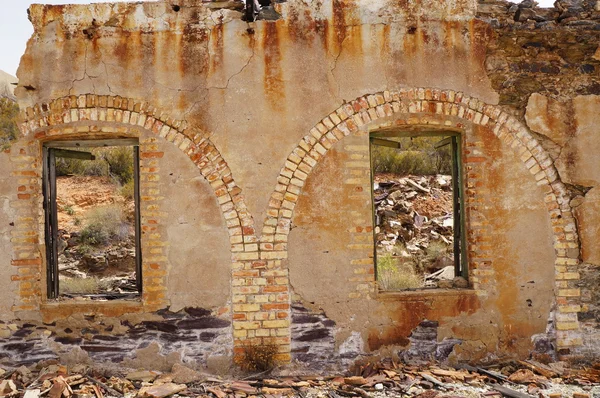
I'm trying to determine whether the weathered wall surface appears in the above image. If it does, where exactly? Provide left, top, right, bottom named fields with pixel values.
left=0, top=0, right=596, bottom=370
left=160, top=140, right=232, bottom=312
left=289, top=120, right=555, bottom=364
left=0, top=152, right=17, bottom=321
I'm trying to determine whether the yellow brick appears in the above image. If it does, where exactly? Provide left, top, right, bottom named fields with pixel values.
left=556, top=337, right=583, bottom=347
left=255, top=329, right=270, bottom=337
left=555, top=322, right=579, bottom=331
left=252, top=278, right=267, bottom=286
left=233, top=304, right=260, bottom=312
left=247, top=295, right=267, bottom=303
left=234, top=321, right=261, bottom=330
left=558, top=289, right=580, bottom=297
left=558, top=305, right=581, bottom=313
left=263, top=320, right=289, bottom=329
left=562, top=272, right=580, bottom=280
left=233, top=329, right=248, bottom=338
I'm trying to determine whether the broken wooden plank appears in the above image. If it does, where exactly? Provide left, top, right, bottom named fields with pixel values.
left=0, top=379, right=17, bottom=395
left=48, top=377, right=71, bottom=398
left=350, top=387, right=372, bottom=398
left=91, top=385, right=103, bottom=398
left=474, top=367, right=512, bottom=384
left=52, top=149, right=95, bottom=161
left=406, top=178, right=430, bottom=193
left=344, top=376, right=367, bottom=386
left=138, top=383, right=187, bottom=398
left=430, top=368, right=467, bottom=381
left=86, top=376, right=123, bottom=398
left=419, top=373, right=448, bottom=390
left=518, top=360, right=558, bottom=378
left=493, top=385, right=534, bottom=398
left=206, top=386, right=226, bottom=398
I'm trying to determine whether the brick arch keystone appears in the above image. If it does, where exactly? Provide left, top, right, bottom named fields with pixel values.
left=261, top=87, right=582, bottom=353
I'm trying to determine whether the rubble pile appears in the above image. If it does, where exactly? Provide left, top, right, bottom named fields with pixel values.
left=0, top=359, right=599, bottom=398
left=374, top=174, right=465, bottom=289
left=57, top=236, right=138, bottom=297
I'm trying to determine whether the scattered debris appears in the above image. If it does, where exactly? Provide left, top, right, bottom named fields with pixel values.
left=0, top=359, right=599, bottom=398
left=374, top=174, right=461, bottom=289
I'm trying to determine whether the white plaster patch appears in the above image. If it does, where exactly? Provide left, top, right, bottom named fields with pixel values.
left=338, top=331, right=364, bottom=356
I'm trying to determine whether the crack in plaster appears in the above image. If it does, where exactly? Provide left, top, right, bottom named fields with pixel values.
left=328, top=34, right=346, bottom=104
left=67, top=41, right=101, bottom=96
left=328, top=22, right=389, bottom=104
left=207, top=29, right=256, bottom=91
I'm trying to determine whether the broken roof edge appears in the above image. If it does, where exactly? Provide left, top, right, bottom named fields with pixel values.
left=27, top=0, right=480, bottom=35
left=27, top=2, right=221, bottom=34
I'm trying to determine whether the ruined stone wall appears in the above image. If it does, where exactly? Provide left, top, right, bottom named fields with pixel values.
left=478, top=0, right=600, bottom=360
left=0, top=0, right=594, bottom=370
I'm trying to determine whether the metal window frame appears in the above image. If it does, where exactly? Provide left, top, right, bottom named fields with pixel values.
left=369, top=131, right=468, bottom=289
left=42, top=140, right=142, bottom=299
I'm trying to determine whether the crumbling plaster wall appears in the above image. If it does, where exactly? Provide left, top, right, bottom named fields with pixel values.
left=1, top=0, right=593, bottom=369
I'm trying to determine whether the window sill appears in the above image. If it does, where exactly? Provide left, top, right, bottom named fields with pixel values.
left=40, top=299, right=144, bottom=322
left=376, top=288, right=478, bottom=301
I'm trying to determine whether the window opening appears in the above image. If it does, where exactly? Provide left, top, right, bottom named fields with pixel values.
left=43, top=139, right=141, bottom=300
left=370, top=132, right=466, bottom=291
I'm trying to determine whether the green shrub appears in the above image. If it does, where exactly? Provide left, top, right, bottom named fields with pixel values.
left=55, top=146, right=133, bottom=185
left=62, top=205, right=75, bottom=216
left=120, top=180, right=135, bottom=199
left=0, top=98, right=19, bottom=149
left=377, top=253, right=423, bottom=290
left=55, top=152, right=107, bottom=177
left=61, top=277, right=112, bottom=294
left=80, top=205, right=128, bottom=246
left=102, top=146, right=134, bottom=185
left=372, top=136, right=452, bottom=176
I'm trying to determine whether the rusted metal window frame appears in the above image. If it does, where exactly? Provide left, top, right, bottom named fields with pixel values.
left=42, top=139, right=142, bottom=299
left=369, top=130, right=468, bottom=290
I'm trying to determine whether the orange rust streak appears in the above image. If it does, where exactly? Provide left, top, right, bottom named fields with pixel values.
left=210, top=23, right=225, bottom=76
left=368, top=293, right=481, bottom=350
left=263, top=22, right=285, bottom=112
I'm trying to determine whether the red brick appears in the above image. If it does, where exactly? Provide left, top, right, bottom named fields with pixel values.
left=263, top=285, right=287, bottom=293
left=262, top=303, right=290, bottom=311
left=140, top=152, right=164, bottom=159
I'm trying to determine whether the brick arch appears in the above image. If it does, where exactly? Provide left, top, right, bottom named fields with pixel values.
left=21, top=94, right=256, bottom=244
left=16, top=94, right=256, bottom=310
left=261, top=87, right=582, bottom=352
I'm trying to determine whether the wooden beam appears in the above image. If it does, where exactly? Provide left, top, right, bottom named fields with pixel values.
left=370, top=138, right=402, bottom=148
left=370, top=128, right=460, bottom=138
left=44, top=138, right=139, bottom=148
left=53, top=149, right=95, bottom=161
left=434, top=137, right=452, bottom=149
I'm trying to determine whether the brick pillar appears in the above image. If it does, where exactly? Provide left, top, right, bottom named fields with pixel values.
left=231, top=255, right=291, bottom=363
left=9, top=140, right=42, bottom=312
